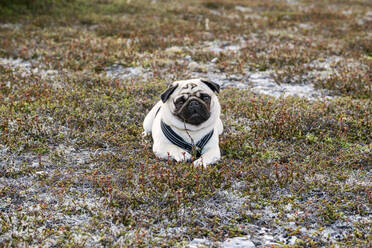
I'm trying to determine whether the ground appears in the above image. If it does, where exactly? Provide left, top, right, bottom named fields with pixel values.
left=0, top=0, right=371, bottom=247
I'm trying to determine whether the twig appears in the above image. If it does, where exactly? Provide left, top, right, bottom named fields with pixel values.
left=183, top=119, right=198, bottom=158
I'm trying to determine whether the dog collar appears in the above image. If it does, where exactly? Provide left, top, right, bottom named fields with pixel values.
left=160, top=120, right=214, bottom=158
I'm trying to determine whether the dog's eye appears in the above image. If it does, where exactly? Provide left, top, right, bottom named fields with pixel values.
left=175, top=97, right=185, bottom=105
left=201, top=94, right=211, bottom=102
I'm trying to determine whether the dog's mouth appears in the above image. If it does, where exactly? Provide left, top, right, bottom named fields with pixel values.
left=174, top=96, right=211, bottom=125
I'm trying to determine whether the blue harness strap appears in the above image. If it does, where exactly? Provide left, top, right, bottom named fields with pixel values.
left=161, top=120, right=214, bottom=158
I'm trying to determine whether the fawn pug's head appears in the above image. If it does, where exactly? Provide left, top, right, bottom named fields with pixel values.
left=161, top=79, right=220, bottom=126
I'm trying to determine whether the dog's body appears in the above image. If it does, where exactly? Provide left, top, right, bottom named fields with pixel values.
left=143, top=79, right=223, bottom=166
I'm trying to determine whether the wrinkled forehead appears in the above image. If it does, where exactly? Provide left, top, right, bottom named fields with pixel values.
left=173, top=79, right=212, bottom=95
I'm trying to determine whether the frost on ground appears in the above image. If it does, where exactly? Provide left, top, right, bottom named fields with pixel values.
left=3, top=139, right=151, bottom=246
left=0, top=55, right=339, bottom=100
left=0, top=145, right=130, bottom=246
left=0, top=57, right=58, bottom=79
left=186, top=174, right=371, bottom=247
left=245, top=71, right=331, bottom=100
left=103, top=60, right=332, bottom=100
left=104, top=64, right=147, bottom=80
left=103, top=42, right=336, bottom=101
left=3, top=141, right=368, bottom=247
left=0, top=57, right=65, bottom=90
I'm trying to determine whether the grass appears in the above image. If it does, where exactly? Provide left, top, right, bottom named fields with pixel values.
left=0, top=0, right=371, bottom=247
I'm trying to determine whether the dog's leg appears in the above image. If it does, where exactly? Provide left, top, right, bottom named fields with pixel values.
left=154, top=144, right=192, bottom=162
left=193, top=146, right=221, bottom=167
left=193, top=132, right=221, bottom=167
left=143, top=101, right=162, bottom=136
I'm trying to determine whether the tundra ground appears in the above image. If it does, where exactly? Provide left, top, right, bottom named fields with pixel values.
left=0, top=0, right=371, bottom=247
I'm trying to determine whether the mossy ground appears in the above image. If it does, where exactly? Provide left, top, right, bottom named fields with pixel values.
left=0, top=0, right=371, bottom=247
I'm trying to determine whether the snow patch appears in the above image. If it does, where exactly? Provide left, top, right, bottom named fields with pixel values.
left=248, top=71, right=330, bottom=100
left=203, top=41, right=243, bottom=54
left=104, top=64, right=153, bottom=81
left=222, top=237, right=255, bottom=248
left=191, top=67, right=331, bottom=100
left=357, top=11, right=372, bottom=25
left=105, top=64, right=144, bottom=79
left=0, top=57, right=65, bottom=89
left=0, top=23, right=22, bottom=29
left=187, top=238, right=213, bottom=248
left=0, top=57, right=58, bottom=79
left=235, top=6, right=253, bottom=13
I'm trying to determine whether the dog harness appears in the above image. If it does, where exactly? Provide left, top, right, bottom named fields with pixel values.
left=160, top=120, right=214, bottom=158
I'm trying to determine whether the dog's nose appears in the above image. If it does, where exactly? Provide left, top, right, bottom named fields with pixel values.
left=188, top=100, right=200, bottom=112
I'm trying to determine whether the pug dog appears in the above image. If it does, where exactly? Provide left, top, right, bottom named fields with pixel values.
left=143, top=78, right=223, bottom=166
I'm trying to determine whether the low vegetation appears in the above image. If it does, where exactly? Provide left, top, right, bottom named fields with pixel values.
left=0, top=0, right=371, bottom=247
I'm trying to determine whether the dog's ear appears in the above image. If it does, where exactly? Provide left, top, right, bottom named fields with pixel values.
left=161, top=84, right=178, bottom=103
left=201, top=79, right=220, bottom=93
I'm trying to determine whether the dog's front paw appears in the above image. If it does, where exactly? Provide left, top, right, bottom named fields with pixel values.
left=193, top=157, right=207, bottom=167
left=168, top=148, right=192, bottom=162
left=193, top=154, right=220, bottom=167
left=155, top=145, right=192, bottom=162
